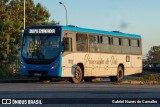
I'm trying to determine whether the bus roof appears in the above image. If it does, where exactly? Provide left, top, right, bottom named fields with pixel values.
left=25, top=25, right=141, bottom=39
left=62, top=25, right=141, bottom=39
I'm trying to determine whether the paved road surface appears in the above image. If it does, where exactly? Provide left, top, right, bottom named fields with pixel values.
left=0, top=78, right=160, bottom=107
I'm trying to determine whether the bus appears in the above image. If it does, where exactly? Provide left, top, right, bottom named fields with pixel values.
left=20, top=25, right=142, bottom=83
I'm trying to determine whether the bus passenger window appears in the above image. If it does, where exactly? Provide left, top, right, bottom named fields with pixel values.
left=100, top=36, right=111, bottom=53
left=113, top=38, right=119, bottom=46
left=131, top=39, right=141, bottom=54
left=122, top=39, right=130, bottom=46
left=102, top=36, right=110, bottom=44
left=76, top=34, right=88, bottom=52
left=132, top=40, right=139, bottom=47
left=111, top=37, right=122, bottom=53
left=122, top=38, right=131, bottom=54
left=62, top=38, right=72, bottom=52
left=89, top=35, right=99, bottom=52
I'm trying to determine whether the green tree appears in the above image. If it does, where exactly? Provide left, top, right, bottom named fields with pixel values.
left=0, top=0, right=56, bottom=76
left=0, top=0, right=54, bottom=64
left=146, top=46, right=160, bottom=62
left=0, top=0, right=10, bottom=62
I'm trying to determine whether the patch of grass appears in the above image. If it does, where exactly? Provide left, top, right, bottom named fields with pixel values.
left=135, top=71, right=160, bottom=83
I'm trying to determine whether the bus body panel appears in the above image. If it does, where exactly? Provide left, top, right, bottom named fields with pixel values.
left=61, top=52, right=142, bottom=77
left=61, top=53, right=74, bottom=77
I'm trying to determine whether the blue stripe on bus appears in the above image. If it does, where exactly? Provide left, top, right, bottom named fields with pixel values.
left=61, top=26, right=141, bottom=39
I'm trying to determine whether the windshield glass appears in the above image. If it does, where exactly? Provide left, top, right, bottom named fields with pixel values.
left=22, top=35, right=60, bottom=61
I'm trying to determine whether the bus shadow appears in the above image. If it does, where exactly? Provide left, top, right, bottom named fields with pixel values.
left=0, top=78, right=114, bottom=84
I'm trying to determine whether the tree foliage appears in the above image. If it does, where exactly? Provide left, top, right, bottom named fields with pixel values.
left=146, top=46, right=160, bottom=62
left=0, top=0, right=54, bottom=64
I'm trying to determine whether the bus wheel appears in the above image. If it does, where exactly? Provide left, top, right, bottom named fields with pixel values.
left=38, top=77, right=51, bottom=84
left=71, top=66, right=83, bottom=84
left=117, top=66, right=124, bottom=81
left=109, top=66, right=124, bottom=82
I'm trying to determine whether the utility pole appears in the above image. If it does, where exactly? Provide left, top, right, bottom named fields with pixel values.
left=59, top=2, right=68, bottom=25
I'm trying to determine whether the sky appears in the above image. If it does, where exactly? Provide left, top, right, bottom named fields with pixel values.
left=33, top=0, right=160, bottom=58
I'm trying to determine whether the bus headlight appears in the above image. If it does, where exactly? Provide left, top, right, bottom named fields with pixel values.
left=20, top=62, right=26, bottom=68
left=51, top=61, right=59, bottom=69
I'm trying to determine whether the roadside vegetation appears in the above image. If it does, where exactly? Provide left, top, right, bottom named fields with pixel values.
left=0, top=0, right=56, bottom=80
left=117, top=71, right=160, bottom=85
left=135, top=71, right=160, bottom=83
left=0, top=64, right=13, bottom=79
left=0, top=64, right=37, bottom=80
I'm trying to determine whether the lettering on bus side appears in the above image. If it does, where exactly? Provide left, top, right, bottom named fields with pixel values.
left=110, top=56, right=118, bottom=65
left=84, top=54, right=118, bottom=65
left=84, top=54, right=104, bottom=65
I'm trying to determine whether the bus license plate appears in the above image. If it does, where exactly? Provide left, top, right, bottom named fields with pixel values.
left=34, top=73, right=41, bottom=76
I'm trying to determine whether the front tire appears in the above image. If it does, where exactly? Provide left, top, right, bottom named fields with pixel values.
left=70, top=66, right=83, bottom=84
left=109, top=66, right=124, bottom=82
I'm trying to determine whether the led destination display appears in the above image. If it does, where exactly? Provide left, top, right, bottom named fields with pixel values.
left=29, top=29, right=56, bottom=34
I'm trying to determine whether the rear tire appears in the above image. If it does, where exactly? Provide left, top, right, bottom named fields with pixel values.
left=70, top=66, right=83, bottom=84
left=109, top=66, right=124, bottom=82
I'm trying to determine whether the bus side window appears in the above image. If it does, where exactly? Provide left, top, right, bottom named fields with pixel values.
left=102, top=36, right=109, bottom=44
left=89, top=35, right=99, bottom=52
left=122, top=38, right=131, bottom=54
left=112, top=37, right=121, bottom=53
left=76, top=33, right=88, bottom=52
left=122, top=38, right=130, bottom=46
left=62, top=38, right=72, bottom=52
left=113, top=37, right=119, bottom=46
left=132, top=39, right=139, bottom=47
left=131, top=39, right=140, bottom=54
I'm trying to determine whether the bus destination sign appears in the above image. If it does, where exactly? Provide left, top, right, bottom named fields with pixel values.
left=29, top=29, right=56, bottom=34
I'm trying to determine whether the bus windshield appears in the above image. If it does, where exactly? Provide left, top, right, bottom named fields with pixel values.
left=22, top=35, right=60, bottom=63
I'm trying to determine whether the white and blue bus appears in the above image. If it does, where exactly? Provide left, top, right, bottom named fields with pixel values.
left=20, top=25, right=142, bottom=83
